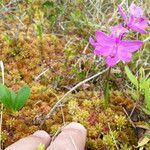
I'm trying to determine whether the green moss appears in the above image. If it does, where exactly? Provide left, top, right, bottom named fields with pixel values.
left=114, top=115, right=127, bottom=130
left=67, top=91, right=138, bottom=150
left=103, top=131, right=118, bottom=149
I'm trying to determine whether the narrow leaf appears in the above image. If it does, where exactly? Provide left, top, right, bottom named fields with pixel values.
left=141, top=78, right=150, bottom=90
left=145, top=88, right=150, bottom=110
left=125, top=66, right=138, bottom=87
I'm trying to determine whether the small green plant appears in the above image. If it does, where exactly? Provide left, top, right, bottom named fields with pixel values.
left=2, top=33, right=13, bottom=45
left=0, top=84, right=31, bottom=112
left=35, top=23, right=43, bottom=40
left=125, top=66, right=150, bottom=112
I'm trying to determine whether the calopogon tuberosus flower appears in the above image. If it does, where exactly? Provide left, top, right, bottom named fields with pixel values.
left=89, top=25, right=143, bottom=67
left=118, top=3, right=150, bottom=34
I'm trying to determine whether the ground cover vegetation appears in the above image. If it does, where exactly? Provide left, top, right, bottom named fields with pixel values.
left=0, top=0, right=150, bottom=149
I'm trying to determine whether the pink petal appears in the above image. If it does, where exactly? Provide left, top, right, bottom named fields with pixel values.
left=111, top=24, right=128, bottom=38
left=89, top=37, right=97, bottom=47
left=119, top=40, right=143, bottom=53
left=128, top=24, right=147, bottom=34
left=118, top=5, right=128, bottom=22
left=127, top=17, right=148, bottom=34
left=118, top=51, right=132, bottom=62
left=106, top=56, right=119, bottom=67
left=138, top=18, right=149, bottom=27
left=89, top=37, right=104, bottom=48
left=95, top=30, right=115, bottom=46
left=94, top=46, right=112, bottom=57
left=129, top=3, right=143, bottom=18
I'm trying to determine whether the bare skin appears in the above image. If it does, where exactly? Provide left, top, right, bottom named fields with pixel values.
left=5, top=122, right=87, bottom=150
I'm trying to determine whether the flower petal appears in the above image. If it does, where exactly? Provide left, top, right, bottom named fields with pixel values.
left=95, top=30, right=115, bottom=46
left=119, top=40, right=143, bottom=52
left=128, top=24, right=147, bottom=34
left=106, top=56, right=119, bottom=67
left=111, top=24, right=128, bottom=38
left=89, top=37, right=97, bottom=47
left=118, top=5, right=128, bottom=21
left=138, top=18, right=149, bottom=27
left=118, top=51, right=132, bottom=62
left=129, top=3, right=143, bottom=18
left=94, top=46, right=112, bottom=57
left=127, top=17, right=148, bottom=34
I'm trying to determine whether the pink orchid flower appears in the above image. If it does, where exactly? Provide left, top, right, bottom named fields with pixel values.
left=118, top=3, right=149, bottom=34
left=89, top=25, right=143, bottom=67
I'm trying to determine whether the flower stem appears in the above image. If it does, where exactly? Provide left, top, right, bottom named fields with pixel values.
left=104, top=67, right=111, bottom=108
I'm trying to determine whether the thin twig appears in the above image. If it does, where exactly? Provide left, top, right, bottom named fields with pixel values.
left=119, top=0, right=127, bottom=6
left=129, top=100, right=138, bottom=118
left=51, top=127, right=62, bottom=141
left=60, top=106, right=65, bottom=126
left=83, top=43, right=89, bottom=54
left=143, top=36, right=150, bottom=42
left=35, top=68, right=49, bottom=81
left=41, top=67, right=108, bottom=125
left=51, top=123, right=68, bottom=141
left=123, top=107, right=136, bottom=128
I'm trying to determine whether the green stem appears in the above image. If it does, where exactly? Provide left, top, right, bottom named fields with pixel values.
left=104, top=67, right=111, bottom=108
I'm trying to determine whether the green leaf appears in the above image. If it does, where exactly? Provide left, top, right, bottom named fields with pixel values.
left=140, top=77, right=150, bottom=89
left=141, top=78, right=150, bottom=90
left=146, top=78, right=150, bottom=86
left=145, top=88, right=150, bottom=110
left=142, top=107, right=150, bottom=115
left=125, top=66, right=138, bottom=87
left=14, top=86, right=31, bottom=111
left=0, top=84, right=12, bottom=108
left=10, top=90, right=16, bottom=107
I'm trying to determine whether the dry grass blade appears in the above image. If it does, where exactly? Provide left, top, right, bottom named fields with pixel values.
left=123, top=107, right=136, bottom=129
left=0, top=61, right=4, bottom=150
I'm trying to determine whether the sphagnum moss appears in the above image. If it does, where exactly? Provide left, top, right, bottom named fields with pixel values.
left=1, top=30, right=139, bottom=149
left=1, top=85, right=138, bottom=149
left=67, top=91, right=138, bottom=150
